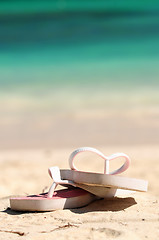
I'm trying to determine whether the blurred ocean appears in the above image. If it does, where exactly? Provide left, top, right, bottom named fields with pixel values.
left=1, top=1, right=159, bottom=87
left=0, top=1, right=159, bottom=148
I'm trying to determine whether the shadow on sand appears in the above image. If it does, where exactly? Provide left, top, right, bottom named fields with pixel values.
left=71, top=197, right=137, bottom=214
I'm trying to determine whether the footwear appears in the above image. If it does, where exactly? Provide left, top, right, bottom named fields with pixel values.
left=10, top=147, right=148, bottom=212
left=60, top=147, right=148, bottom=198
left=10, top=164, right=96, bottom=212
left=10, top=188, right=95, bottom=212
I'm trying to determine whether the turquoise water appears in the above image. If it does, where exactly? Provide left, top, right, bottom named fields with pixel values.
left=0, top=1, right=159, bottom=148
left=0, top=1, right=159, bottom=90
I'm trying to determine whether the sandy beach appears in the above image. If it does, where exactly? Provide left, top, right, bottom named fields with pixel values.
left=0, top=144, right=158, bottom=240
left=1, top=2, right=159, bottom=238
left=0, top=84, right=158, bottom=240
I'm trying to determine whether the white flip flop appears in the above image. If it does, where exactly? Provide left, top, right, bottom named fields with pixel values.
left=10, top=147, right=148, bottom=212
left=60, top=147, right=148, bottom=198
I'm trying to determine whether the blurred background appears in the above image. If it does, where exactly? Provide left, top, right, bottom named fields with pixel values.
left=0, top=0, right=159, bottom=149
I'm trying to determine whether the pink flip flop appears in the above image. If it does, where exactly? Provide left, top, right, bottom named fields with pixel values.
left=10, top=147, right=148, bottom=212
left=10, top=162, right=96, bottom=212
left=10, top=188, right=95, bottom=212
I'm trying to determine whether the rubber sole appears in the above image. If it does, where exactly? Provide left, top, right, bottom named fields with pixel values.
left=60, top=170, right=148, bottom=197
left=10, top=188, right=95, bottom=212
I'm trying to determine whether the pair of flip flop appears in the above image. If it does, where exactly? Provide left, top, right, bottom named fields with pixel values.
left=10, top=147, right=148, bottom=212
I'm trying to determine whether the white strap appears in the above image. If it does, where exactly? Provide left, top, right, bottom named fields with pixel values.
left=48, top=148, right=131, bottom=198
left=69, top=147, right=131, bottom=175
left=47, top=166, right=75, bottom=198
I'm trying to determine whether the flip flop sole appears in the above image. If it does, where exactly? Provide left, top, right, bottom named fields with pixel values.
left=10, top=188, right=95, bottom=212
left=60, top=170, right=148, bottom=197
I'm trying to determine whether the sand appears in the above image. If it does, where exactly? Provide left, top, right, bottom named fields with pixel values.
left=0, top=145, right=158, bottom=240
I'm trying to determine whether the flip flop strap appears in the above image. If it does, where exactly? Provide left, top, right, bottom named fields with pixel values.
left=48, top=147, right=131, bottom=197
left=69, top=147, right=131, bottom=175
left=47, top=166, right=76, bottom=198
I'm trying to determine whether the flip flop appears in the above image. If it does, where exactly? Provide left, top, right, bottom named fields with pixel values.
left=59, top=147, right=148, bottom=198
left=10, top=187, right=96, bottom=212
left=10, top=147, right=148, bottom=211
left=10, top=162, right=96, bottom=211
